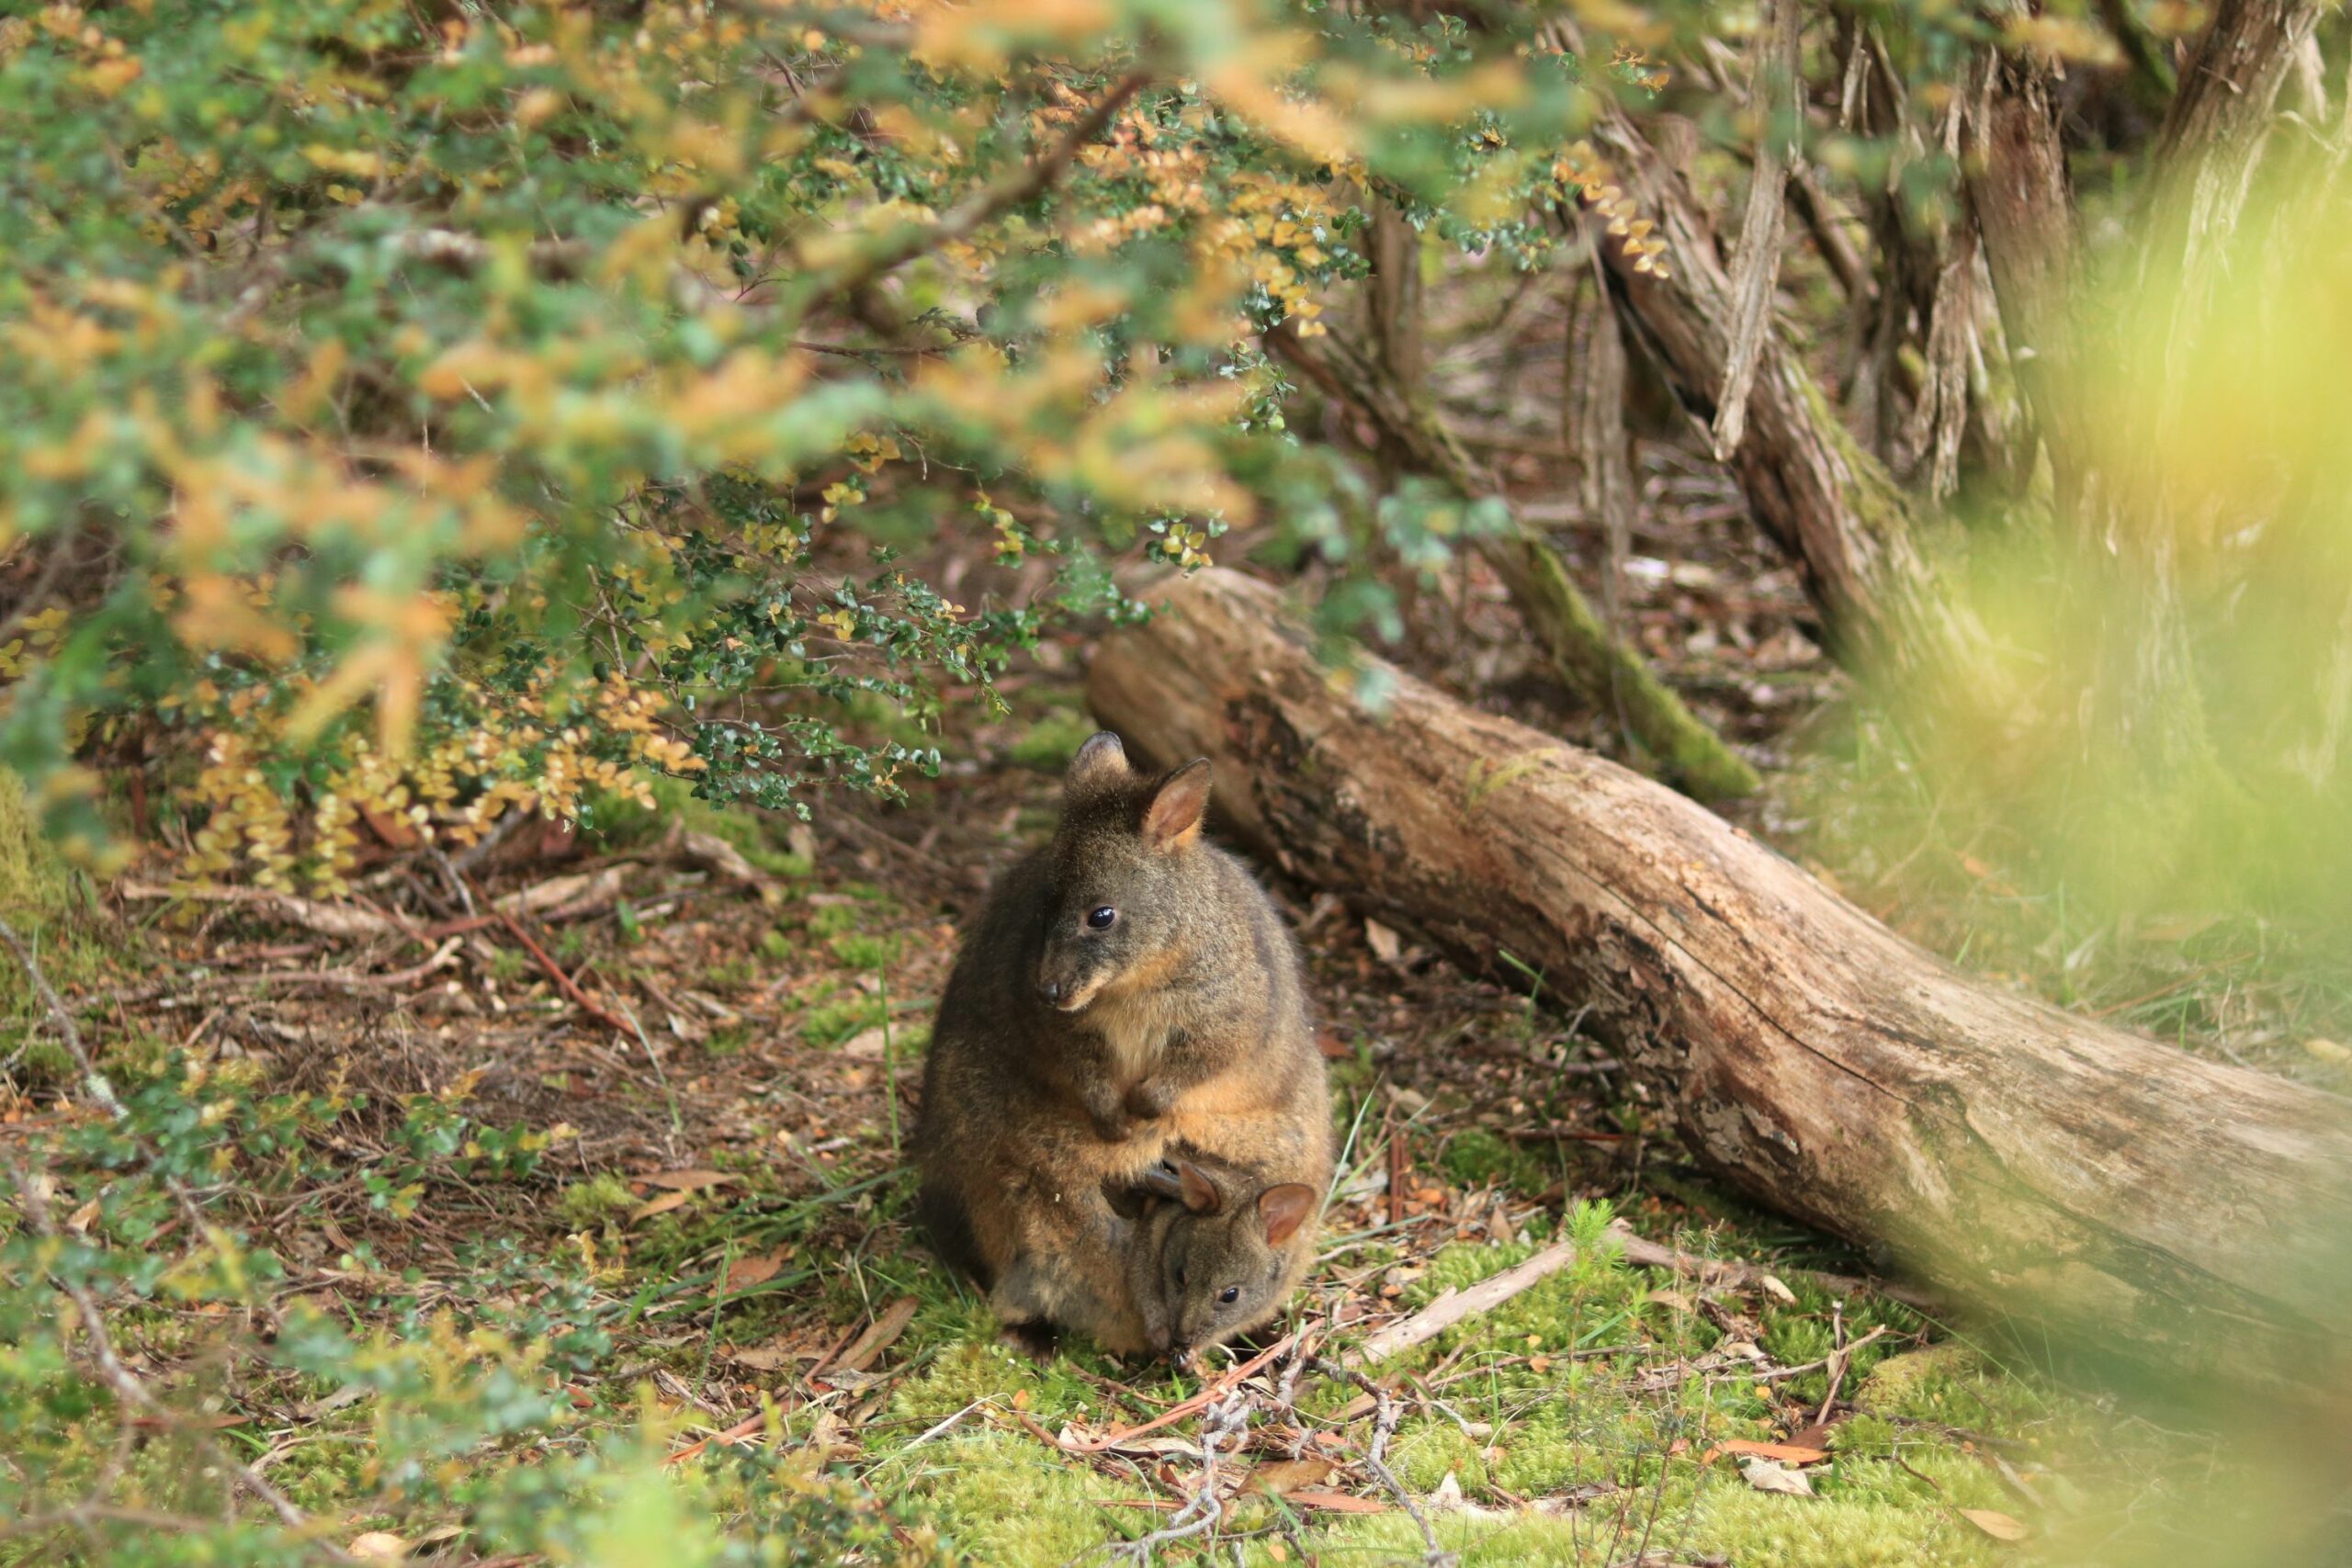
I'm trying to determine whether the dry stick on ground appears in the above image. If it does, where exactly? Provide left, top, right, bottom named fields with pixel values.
left=481, top=898, right=633, bottom=1035
left=1269, top=320, right=1758, bottom=803
left=1090, top=568, right=2352, bottom=1396
left=1313, top=1359, right=1455, bottom=1567
left=1100, top=1391, right=1252, bottom=1564
left=1352, top=1235, right=1589, bottom=1368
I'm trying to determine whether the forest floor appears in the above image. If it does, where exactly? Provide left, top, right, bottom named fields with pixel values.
left=13, top=436, right=2347, bottom=1566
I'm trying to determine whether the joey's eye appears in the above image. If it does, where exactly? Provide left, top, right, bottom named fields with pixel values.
left=1218, top=1286, right=1241, bottom=1305
left=1174, top=1266, right=1187, bottom=1288
left=1087, top=906, right=1117, bottom=931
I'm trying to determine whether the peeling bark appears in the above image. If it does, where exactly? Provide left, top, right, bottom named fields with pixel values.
left=1091, top=568, right=2352, bottom=1394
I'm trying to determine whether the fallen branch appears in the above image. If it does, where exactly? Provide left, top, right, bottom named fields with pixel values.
left=1032, top=1333, right=1301, bottom=1454
left=1352, top=1237, right=1585, bottom=1366
left=481, top=898, right=632, bottom=1035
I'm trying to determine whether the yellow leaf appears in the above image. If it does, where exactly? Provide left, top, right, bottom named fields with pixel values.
left=1960, top=1508, right=2031, bottom=1542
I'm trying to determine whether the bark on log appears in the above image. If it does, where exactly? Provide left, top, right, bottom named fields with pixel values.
left=1090, top=568, right=2352, bottom=1394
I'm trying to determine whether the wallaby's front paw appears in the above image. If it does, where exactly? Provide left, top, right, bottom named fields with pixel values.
left=1087, top=1107, right=1138, bottom=1143
left=1123, top=1077, right=1175, bottom=1122
left=1080, top=1084, right=1138, bottom=1142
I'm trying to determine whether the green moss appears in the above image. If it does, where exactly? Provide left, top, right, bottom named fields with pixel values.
left=1693, top=1481, right=1994, bottom=1568
left=1439, top=1127, right=1549, bottom=1194
left=557, top=1174, right=639, bottom=1230
left=700, top=956, right=760, bottom=991
left=900, top=1430, right=1137, bottom=1565
left=0, top=773, right=71, bottom=918
left=808, top=903, right=862, bottom=940
left=1854, top=1344, right=1984, bottom=1418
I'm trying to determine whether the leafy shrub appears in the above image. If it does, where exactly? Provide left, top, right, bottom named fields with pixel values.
left=0, top=0, right=1633, bottom=886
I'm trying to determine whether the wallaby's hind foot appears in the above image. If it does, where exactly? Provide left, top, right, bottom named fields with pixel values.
left=998, top=1320, right=1059, bottom=1362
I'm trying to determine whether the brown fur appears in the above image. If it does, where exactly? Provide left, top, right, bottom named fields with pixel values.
left=911, top=732, right=1332, bottom=1352
left=1123, top=1147, right=1323, bottom=1360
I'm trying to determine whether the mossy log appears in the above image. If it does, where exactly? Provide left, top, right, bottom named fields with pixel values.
left=1090, top=568, right=2352, bottom=1396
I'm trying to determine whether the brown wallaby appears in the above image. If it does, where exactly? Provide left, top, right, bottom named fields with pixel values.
left=1121, top=1151, right=1321, bottom=1365
left=913, top=731, right=1331, bottom=1352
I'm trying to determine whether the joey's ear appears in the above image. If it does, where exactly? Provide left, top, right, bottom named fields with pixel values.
left=1137, top=1160, right=1189, bottom=1203
left=1140, top=758, right=1213, bottom=852
left=1066, top=732, right=1133, bottom=799
left=1101, top=1176, right=1151, bottom=1221
left=1175, top=1159, right=1223, bottom=1214
left=1257, top=1184, right=1317, bottom=1247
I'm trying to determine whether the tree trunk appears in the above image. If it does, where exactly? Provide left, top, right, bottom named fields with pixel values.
left=1963, top=47, right=2079, bottom=503
left=1269, top=321, right=1760, bottom=802
left=1579, top=106, right=1996, bottom=707
left=1090, top=567, right=2352, bottom=1394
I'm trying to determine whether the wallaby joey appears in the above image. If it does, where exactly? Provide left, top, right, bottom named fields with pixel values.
left=1124, top=1154, right=1320, bottom=1365
left=913, top=731, right=1331, bottom=1351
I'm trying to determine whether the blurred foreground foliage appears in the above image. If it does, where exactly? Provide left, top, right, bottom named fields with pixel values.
left=0, top=0, right=1655, bottom=886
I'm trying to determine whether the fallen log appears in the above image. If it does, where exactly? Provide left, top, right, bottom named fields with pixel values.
left=1089, top=568, right=2352, bottom=1393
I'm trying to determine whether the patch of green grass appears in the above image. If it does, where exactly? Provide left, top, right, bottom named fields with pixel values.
left=1440, top=1126, right=1551, bottom=1195
left=802, top=995, right=886, bottom=1045
left=1006, top=709, right=1098, bottom=772
left=829, top=931, right=900, bottom=970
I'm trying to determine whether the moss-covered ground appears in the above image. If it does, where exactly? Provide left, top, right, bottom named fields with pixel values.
left=8, top=687, right=2345, bottom=1566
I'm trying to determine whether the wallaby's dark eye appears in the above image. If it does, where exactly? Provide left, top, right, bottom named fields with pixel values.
left=1218, top=1286, right=1241, bottom=1305
left=1174, top=1266, right=1187, bottom=1288
left=1087, top=906, right=1117, bottom=930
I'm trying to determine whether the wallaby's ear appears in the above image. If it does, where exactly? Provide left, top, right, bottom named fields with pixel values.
left=1067, top=732, right=1133, bottom=798
left=1137, top=1160, right=1189, bottom=1203
left=1257, top=1184, right=1317, bottom=1247
left=1141, top=758, right=1213, bottom=852
left=1175, top=1159, right=1223, bottom=1214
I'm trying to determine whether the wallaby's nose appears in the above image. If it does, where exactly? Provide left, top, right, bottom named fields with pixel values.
left=1039, top=977, right=1063, bottom=1005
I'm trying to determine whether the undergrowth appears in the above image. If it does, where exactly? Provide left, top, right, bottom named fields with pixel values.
left=1, top=755, right=2338, bottom=1567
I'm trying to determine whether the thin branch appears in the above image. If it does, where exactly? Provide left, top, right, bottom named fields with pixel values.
left=1711, top=0, right=1803, bottom=459
left=810, top=68, right=1150, bottom=303
left=1311, top=1359, right=1455, bottom=1567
